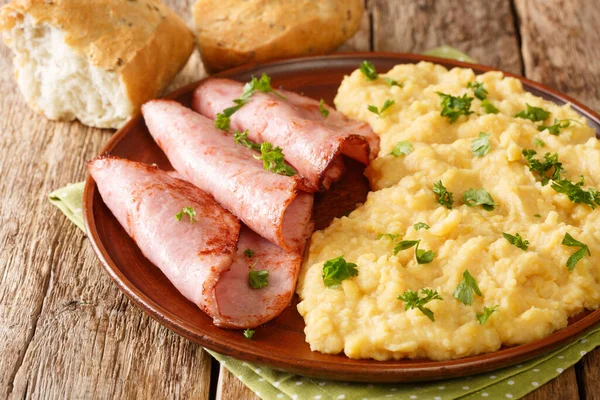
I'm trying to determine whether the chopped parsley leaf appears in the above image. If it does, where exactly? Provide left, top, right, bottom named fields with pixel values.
left=416, top=246, right=437, bottom=264
left=234, top=130, right=261, bottom=150
left=437, top=92, right=474, bottom=123
left=481, top=99, right=499, bottom=114
left=249, top=269, right=269, bottom=289
left=243, top=329, right=255, bottom=339
left=514, top=103, right=550, bottom=122
left=214, top=99, right=248, bottom=130
left=551, top=177, right=600, bottom=209
left=534, top=213, right=542, bottom=218
left=477, top=305, right=499, bottom=325
left=433, top=180, right=454, bottom=209
left=242, top=73, right=286, bottom=100
left=378, top=233, right=401, bottom=241
left=244, top=248, right=255, bottom=258
left=255, top=142, right=296, bottom=176
left=534, top=137, right=546, bottom=148
left=393, top=239, right=436, bottom=264
left=471, top=132, right=492, bottom=157
left=359, top=60, right=378, bottom=80
left=319, top=99, right=330, bottom=118
left=522, top=149, right=563, bottom=186
left=538, top=118, right=581, bottom=136
left=414, top=222, right=430, bottom=231
left=453, top=270, right=482, bottom=305
left=503, top=232, right=530, bottom=250
left=463, top=188, right=497, bottom=211
left=467, top=81, right=488, bottom=100
left=562, top=233, right=591, bottom=271
left=175, top=206, right=196, bottom=222
left=385, top=77, right=402, bottom=87
left=215, top=73, right=284, bottom=130
left=322, top=256, right=358, bottom=288
left=393, top=239, right=420, bottom=255
left=398, top=288, right=442, bottom=321
left=391, top=140, right=414, bottom=157
left=368, top=99, right=395, bottom=117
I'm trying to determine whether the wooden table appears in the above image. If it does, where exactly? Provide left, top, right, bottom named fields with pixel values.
left=1, top=0, right=599, bottom=398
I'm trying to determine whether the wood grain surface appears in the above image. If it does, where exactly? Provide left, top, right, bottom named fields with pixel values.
left=0, top=0, right=597, bottom=399
left=0, top=0, right=212, bottom=399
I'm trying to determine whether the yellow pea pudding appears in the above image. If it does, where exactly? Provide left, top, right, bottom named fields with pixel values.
left=296, top=61, right=600, bottom=361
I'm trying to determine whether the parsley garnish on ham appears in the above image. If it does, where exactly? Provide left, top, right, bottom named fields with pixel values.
left=248, top=260, right=269, bottom=289
left=175, top=206, right=196, bottom=222
left=319, top=99, right=330, bottom=118
left=234, top=130, right=261, bottom=150
left=215, top=73, right=284, bottom=131
left=254, top=142, right=296, bottom=176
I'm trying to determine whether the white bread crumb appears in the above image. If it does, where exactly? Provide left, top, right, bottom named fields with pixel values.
left=5, top=16, right=133, bottom=129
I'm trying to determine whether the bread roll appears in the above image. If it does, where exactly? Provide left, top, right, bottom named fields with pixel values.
left=192, top=0, right=363, bottom=72
left=0, top=0, right=195, bottom=129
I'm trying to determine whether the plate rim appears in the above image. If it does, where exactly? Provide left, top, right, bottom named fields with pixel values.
left=83, top=52, right=600, bottom=382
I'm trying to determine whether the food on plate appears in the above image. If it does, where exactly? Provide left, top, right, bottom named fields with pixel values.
left=297, top=61, right=600, bottom=360
left=215, top=226, right=304, bottom=328
left=88, top=156, right=240, bottom=322
left=193, top=77, right=380, bottom=191
left=142, top=99, right=314, bottom=252
left=0, top=0, right=194, bottom=129
left=89, top=156, right=305, bottom=328
left=191, top=0, right=363, bottom=72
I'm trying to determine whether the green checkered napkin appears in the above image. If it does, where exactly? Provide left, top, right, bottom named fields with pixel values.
left=49, top=47, right=599, bottom=399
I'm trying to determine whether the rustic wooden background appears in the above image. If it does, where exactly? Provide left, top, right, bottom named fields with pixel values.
left=1, top=0, right=599, bottom=399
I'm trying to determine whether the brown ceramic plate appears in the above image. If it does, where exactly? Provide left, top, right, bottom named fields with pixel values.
left=83, top=53, right=600, bottom=382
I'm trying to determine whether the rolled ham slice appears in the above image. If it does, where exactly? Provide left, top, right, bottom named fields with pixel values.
left=214, top=226, right=306, bottom=328
left=192, top=78, right=380, bottom=191
left=142, top=99, right=314, bottom=252
left=89, top=156, right=306, bottom=328
left=87, top=155, right=240, bottom=319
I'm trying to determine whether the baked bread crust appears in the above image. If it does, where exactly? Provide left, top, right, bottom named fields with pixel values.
left=192, top=0, right=363, bottom=72
left=0, top=0, right=195, bottom=126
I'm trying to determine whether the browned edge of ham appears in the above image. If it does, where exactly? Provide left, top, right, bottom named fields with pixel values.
left=192, top=78, right=380, bottom=192
left=142, top=99, right=314, bottom=253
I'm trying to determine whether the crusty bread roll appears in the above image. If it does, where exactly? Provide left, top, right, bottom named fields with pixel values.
left=192, top=0, right=363, bottom=72
left=0, top=0, right=195, bottom=129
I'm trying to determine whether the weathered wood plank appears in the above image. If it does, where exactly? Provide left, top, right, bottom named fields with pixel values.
left=216, top=365, right=259, bottom=400
left=371, top=0, right=523, bottom=74
left=523, top=366, right=579, bottom=400
left=0, top=0, right=212, bottom=399
left=515, top=0, right=600, bottom=111
left=579, top=348, right=600, bottom=400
